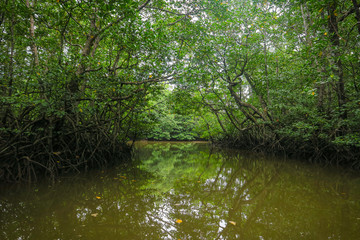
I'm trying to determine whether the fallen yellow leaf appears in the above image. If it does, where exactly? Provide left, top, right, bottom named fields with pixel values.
left=176, top=219, right=183, bottom=224
left=229, top=221, right=236, bottom=226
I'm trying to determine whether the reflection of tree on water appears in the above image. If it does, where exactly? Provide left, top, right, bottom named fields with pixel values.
left=156, top=150, right=282, bottom=240
left=1, top=142, right=360, bottom=239
left=140, top=143, right=360, bottom=239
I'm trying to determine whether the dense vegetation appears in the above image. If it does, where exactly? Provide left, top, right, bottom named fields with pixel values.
left=1, top=0, right=360, bottom=181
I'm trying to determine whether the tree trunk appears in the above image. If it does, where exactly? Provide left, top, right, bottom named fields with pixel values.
left=26, top=0, right=39, bottom=66
left=350, top=0, right=360, bottom=94
left=227, top=84, right=271, bottom=129
left=300, top=4, right=310, bottom=44
left=263, top=31, right=270, bottom=106
left=1, top=1, right=15, bottom=126
left=328, top=0, right=346, bottom=119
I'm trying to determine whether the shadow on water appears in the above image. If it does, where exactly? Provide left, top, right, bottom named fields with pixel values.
left=1, top=141, right=360, bottom=239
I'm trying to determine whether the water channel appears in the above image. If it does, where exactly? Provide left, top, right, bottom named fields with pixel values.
left=1, top=141, right=360, bottom=239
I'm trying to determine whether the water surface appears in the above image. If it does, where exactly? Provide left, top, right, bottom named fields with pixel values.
left=1, top=141, right=360, bottom=239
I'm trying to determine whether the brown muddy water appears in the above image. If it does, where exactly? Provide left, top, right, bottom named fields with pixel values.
left=1, top=141, right=360, bottom=239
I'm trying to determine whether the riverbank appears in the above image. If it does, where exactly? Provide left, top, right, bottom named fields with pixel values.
left=0, top=130, right=132, bottom=183
left=215, top=128, right=360, bottom=170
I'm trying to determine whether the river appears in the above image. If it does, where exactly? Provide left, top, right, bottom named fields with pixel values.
left=1, top=141, right=360, bottom=239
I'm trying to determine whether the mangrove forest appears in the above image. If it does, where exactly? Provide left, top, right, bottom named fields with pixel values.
left=1, top=0, right=360, bottom=182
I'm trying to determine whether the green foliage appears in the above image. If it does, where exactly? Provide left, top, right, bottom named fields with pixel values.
left=143, top=90, right=200, bottom=141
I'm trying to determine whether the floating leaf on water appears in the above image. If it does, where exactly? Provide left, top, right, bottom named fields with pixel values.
left=229, top=221, right=236, bottom=226
left=176, top=219, right=183, bottom=224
